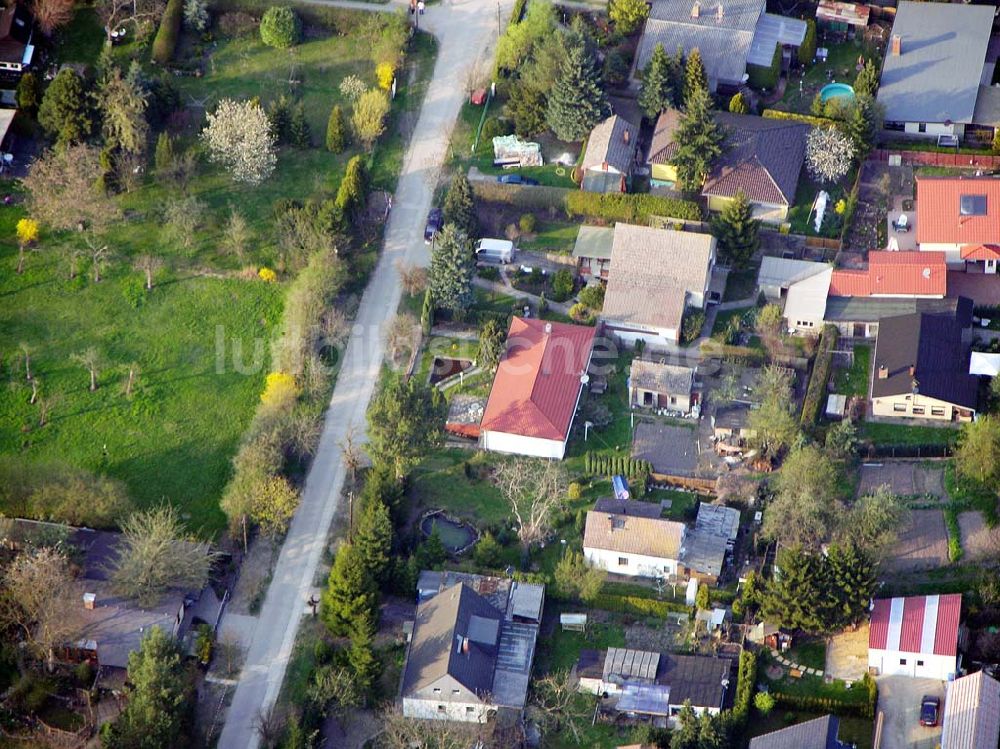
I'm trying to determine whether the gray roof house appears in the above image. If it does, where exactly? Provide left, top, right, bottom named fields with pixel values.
left=601, top=224, right=716, bottom=348
left=635, top=0, right=806, bottom=92
left=401, top=574, right=544, bottom=721
left=877, top=2, right=999, bottom=135
left=749, top=715, right=848, bottom=749
left=581, top=114, right=638, bottom=193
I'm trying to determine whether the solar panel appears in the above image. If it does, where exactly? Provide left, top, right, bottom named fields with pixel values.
left=960, top=194, right=987, bottom=216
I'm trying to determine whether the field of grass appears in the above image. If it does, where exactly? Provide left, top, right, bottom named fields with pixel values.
left=787, top=174, right=849, bottom=238
left=785, top=638, right=827, bottom=671
left=408, top=449, right=509, bottom=526
left=518, top=221, right=581, bottom=254
left=834, top=344, right=870, bottom=397
left=859, top=421, right=959, bottom=447
left=723, top=266, right=759, bottom=302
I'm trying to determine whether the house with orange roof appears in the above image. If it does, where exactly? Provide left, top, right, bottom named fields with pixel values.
left=828, top=251, right=947, bottom=299
left=917, top=177, right=1000, bottom=273
left=480, top=317, right=596, bottom=460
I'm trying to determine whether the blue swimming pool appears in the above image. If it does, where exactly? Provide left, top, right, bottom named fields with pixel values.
left=819, top=82, right=855, bottom=104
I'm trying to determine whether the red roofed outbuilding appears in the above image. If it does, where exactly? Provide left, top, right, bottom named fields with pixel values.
left=916, top=177, right=1000, bottom=273
left=480, top=317, right=596, bottom=460
left=868, top=594, right=962, bottom=680
left=828, top=252, right=947, bottom=298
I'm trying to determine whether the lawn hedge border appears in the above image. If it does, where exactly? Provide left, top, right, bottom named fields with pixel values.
left=589, top=593, right=689, bottom=617
left=584, top=451, right=652, bottom=479
left=771, top=672, right=877, bottom=719
left=152, top=0, right=184, bottom=64
left=733, top=650, right=756, bottom=723
left=761, top=109, right=837, bottom=128
left=564, top=192, right=702, bottom=223
left=800, top=324, right=838, bottom=426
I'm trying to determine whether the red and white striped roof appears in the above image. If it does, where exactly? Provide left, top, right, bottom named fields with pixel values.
left=868, top=594, right=961, bottom=657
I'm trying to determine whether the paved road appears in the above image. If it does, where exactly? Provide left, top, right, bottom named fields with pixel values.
left=216, top=2, right=508, bottom=747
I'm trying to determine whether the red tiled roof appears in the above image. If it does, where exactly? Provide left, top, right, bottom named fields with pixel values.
left=960, top=244, right=1000, bottom=260
left=916, top=177, right=1000, bottom=245
left=480, top=317, right=596, bottom=442
left=869, top=594, right=961, bottom=656
left=828, top=251, right=946, bottom=297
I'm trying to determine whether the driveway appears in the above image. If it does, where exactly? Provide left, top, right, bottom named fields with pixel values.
left=215, top=2, right=511, bottom=748
left=876, top=676, right=944, bottom=749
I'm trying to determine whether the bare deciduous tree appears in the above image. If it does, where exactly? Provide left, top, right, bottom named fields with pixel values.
left=18, top=342, right=32, bottom=381
left=386, top=313, right=419, bottom=367
left=162, top=196, right=206, bottom=250
left=492, top=458, right=568, bottom=551
left=253, top=707, right=283, bottom=749
left=321, top=308, right=350, bottom=349
left=84, top=236, right=114, bottom=282
left=96, top=0, right=164, bottom=42
left=530, top=669, right=588, bottom=743
left=32, top=0, right=75, bottom=35
left=122, top=361, right=141, bottom=398
left=22, top=144, right=121, bottom=232
left=71, top=347, right=102, bottom=391
left=110, top=505, right=219, bottom=607
left=0, top=547, right=82, bottom=670
left=396, top=261, right=428, bottom=297
left=36, top=388, right=59, bottom=428
left=134, top=254, right=164, bottom=290
left=339, top=426, right=363, bottom=484
left=378, top=707, right=479, bottom=749
left=222, top=207, right=251, bottom=262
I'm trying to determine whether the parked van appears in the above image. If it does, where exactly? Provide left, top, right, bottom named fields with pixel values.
left=474, top=238, right=514, bottom=264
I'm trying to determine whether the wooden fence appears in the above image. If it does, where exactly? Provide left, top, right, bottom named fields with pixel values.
left=870, top=149, right=1000, bottom=169
left=650, top=472, right=716, bottom=493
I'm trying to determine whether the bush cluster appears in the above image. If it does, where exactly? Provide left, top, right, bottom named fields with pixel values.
left=585, top=451, right=652, bottom=479
left=152, top=0, right=184, bottom=64
left=800, top=324, right=838, bottom=426
left=565, top=191, right=702, bottom=223
left=761, top=109, right=836, bottom=128
left=732, top=650, right=757, bottom=723
left=588, top=593, right=689, bottom=617
left=771, top=673, right=877, bottom=719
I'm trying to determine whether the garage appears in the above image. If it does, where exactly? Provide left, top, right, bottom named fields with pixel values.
left=868, top=594, right=961, bottom=682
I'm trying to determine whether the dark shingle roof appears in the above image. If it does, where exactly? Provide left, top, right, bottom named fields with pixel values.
left=582, top=114, right=638, bottom=174
left=648, top=109, right=682, bottom=165
left=749, top=715, right=843, bottom=749
left=593, top=497, right=664, bottom=519
left=871, top=312, right=978, bottom=410
left=656, top=654, right=733, bottom=708
left=702, top=113, right=810, bottom=206
left=401, top=582, right=502, bottom=698
left=823, top=295, right=972, bottom=325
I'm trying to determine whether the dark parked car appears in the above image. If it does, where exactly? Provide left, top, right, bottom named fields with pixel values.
left=497, top=173, right=539, bottom=186
left=919, top=695, right=940, bottom=727
left=424, top=208, right=443, bottom=244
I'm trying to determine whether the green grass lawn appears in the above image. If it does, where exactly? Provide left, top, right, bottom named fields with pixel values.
left=859, top=421, right=959, bottom=447
left=53, top=7, right=104, bottom=66
left=834, top=344, right=870, bottom=397
left=775, top=39, right=876, bottom=115
left=785, top=638, right=827, bottom=671
left=787, top=174, right=850, bottom=238
left=723, top=266, right=759, bottom=302
left=518, top=221, right=581, bottom=254
left=0, top=223, right=281, bottom=534
left=648, top=488, right=699, bottom=521
left=472, top=287, right=517, bottom=317
left=408, top=449, right=508, bottom=526
left=760, top=650, right=869, bottom=707
left=711, top=305, right=754, bottom=337
left=536, top=617, right=626, bottom=674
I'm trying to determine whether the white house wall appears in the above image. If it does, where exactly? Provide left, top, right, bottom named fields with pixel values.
left=482, top=430, right=566, bottom=459
left=867, top=648, right=957, bottom=680
left=918, top=242, right=965, bottom=268
left=608, top=325, right=680, bottom=349
left=402, top=697, right=490, bottom=723
left=584, top=546, right=679, bottom=578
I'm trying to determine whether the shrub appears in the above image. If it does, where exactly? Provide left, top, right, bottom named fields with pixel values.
left=944, top=507, right=963, bottom=562
left=681, top=308, right=705, bottom=345
left=800, top=324, right=838, bottom=426
left=578, top=284, right=605, bottom=311
left=152, top=0, right=184, bottom=64
left=260, top=6, right=300, bottom=49
left=569, top=302, right=594, bottom=324
left=564, top=191, right=701, bottom=223
left=376, top=62, right=395, bottom=91
left=567, top=481, right=582, bottom=500
left=733, top=650, right=757, bottom=723
left=261, top=371, right=299, bottom=407
left=552, top=269, right=574, bottom=302
left=16, top=218, right=39, bottom=245
left=761, top=109, right=836, bottom=128
left=258, top=267, right=277, bottom=283
left=519, top=213, right=536, bottom=233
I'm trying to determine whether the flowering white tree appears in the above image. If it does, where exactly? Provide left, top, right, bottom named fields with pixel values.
left=805, top=126, right=855, bottom=184
left=201, top=98, right=277, bottom=186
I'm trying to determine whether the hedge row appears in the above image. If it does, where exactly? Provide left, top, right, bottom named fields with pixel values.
left=565, top=192, right=702, bottom=223
left=800, top=324, right=838, bottom=426
left=733, top=650, right=757, bottom=723
left=747, top=42, right=780, bottom=91
left=152, top=0, right=184, bottom=64
left=585, top=452, right=652, bottom=479
left=212, top=0, right=371, bottom=33
left=470, top=181, right=569, bottom=212
left=589, top=593, right=689, bottom=617
left=761, top=109, right=837, bottom=128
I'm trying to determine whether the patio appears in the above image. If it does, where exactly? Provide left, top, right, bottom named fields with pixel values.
left=886, top=196, right=917, bottom=251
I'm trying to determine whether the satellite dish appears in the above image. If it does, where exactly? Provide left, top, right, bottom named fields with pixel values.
left=580, top=374, right=590, bottom=384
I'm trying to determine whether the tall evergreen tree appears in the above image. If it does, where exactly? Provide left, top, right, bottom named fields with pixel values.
left=798, top=19, right=817, bottom=65
left=429, top=224, right=475, bottom=318
left=289, top=101, right=311, bottom=148
left=669, top=701, right=699, bottom=749
left=346, top=609, right=379, bottom=696
left=826, top=543, right=877, bottom=628
left=442, top=173, right=477, bottom=239
left=760, top=546, right=830, bottom=633
left=682, top=48, right=708, bottom=107
left=321, top=542, right=378, bottom=637
left=335, top=155, right=367, bottom=215
left=366, top=375, right=446, bottom=479
left=711, top=190, right=759, bottom=268
left=102, top=627, right=193, bottom=749
left=546, top=36, right=609, bottom=141
left=354, top=495, right=393, bottom=584
left=842, top=94, right=881, bottom=158
left=326, top=104, right=346, bottom=153
left=38, top=68, right=92, bottom=145
left=639, top=43, right=673, bottom=119
left=669, top=86, right=722, bottom=192
left=854, top=58, right=879, bottom=98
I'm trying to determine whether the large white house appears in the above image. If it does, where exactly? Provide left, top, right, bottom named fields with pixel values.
left=480, top=317, right=596, bottom=460
left=868, top=594, right=962, bottom=680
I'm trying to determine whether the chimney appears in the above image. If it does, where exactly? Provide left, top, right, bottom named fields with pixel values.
left=544, top=322, right=552, bottom=334
left=691, top=1, right=700, bottom=18
left=891, top=34, right=901, bottom=57
left=462, top=637, right=470, bottom=654
left=83, top=592, right=96, bottom=610
left=716, top=3, right=723, bottom=21
left=877, top=364, right=888, bottom=380
left=623, top=128, right=630, bottom=145
left=908, top=365, right=915, bottom=378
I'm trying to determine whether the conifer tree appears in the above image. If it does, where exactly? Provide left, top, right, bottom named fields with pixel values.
left=289, top=101, right=310, bottom=148
left=354, top=496, right=393, bottom=585
left=429, top=224, right=474, bottom=318
left=442, top=173, right=477, bottom=239
left=711, top=190, right=759, bottom=268
left=638, top=43, right=672, bottom=119
left=321, top=542, right=377, bottom=637
left=854, top=58, right=879, bottom=98
left=546, top=37, right=609, bottom=141
left=682, top=48, right=708, bottom=107
left=326, top=104, right=346, bottom=153
left=347, top=610, right=379, bottom=696
left=669, top=86, right=722, bottom=191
